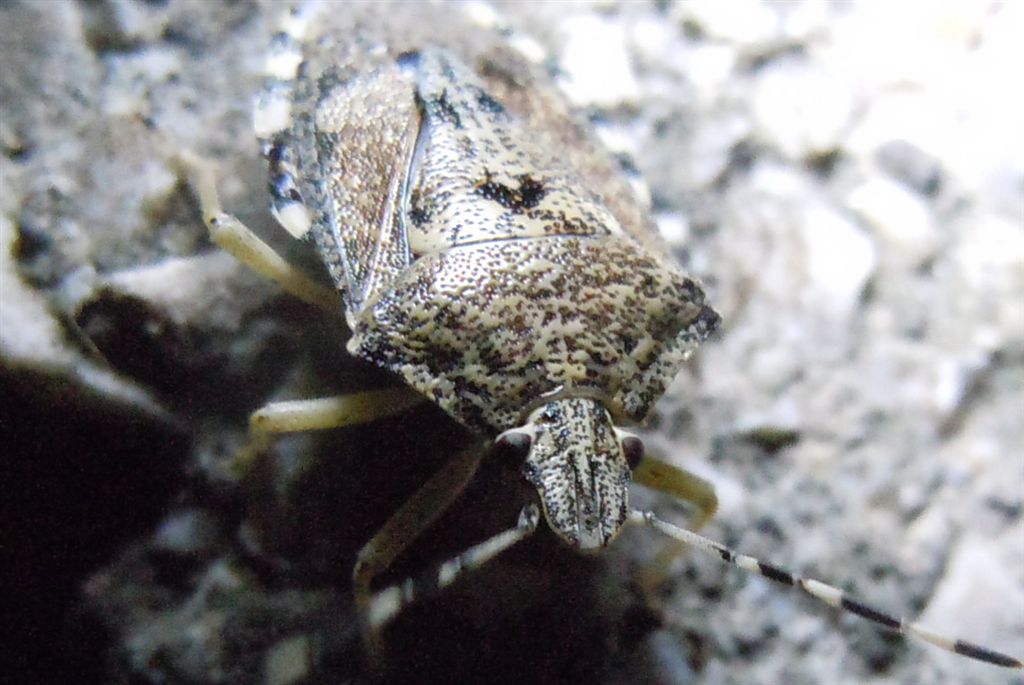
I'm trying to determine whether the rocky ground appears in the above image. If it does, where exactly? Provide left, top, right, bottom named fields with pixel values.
left=2, top=1, right=1021, bottom=685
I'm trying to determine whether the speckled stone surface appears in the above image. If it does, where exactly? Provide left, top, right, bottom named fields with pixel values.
left=2, top=2, right=1021, bottom=684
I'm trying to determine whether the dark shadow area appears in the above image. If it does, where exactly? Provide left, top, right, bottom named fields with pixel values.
left=0, top=369, right=187, bottom=685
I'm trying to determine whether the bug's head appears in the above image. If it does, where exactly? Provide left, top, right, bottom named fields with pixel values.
left=495, top=397, right=643, bottom=551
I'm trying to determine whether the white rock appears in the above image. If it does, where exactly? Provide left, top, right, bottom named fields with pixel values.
left=918, top=535, right=1024, bottom=650
left=102, top=48, right=182, bottom=117
left=953, top=213, right=1024, bottom=287
left=629, top=16, right=675, bottom=65
left=103, top=251, right=253, bottom=329
left=678, top=0, right=780, bottom=45
left=683, top=43, right=738, bottom=105
left=836, top=2, right=1023, bottom=210
left=932, top=355, right=970, bottom=416
left=742, top=163, right=876, bottom=318
left=461, top=1, right=500, bottom=30
left=951, top=212, right=1024, bottom=348
left=0, top=216, right=74, bottom=368
left=557, top=14, right=640, bottom=107
left=798, top=204, right=877, bottom=316
left=824, top=0, right=990, bottom=90
left=845, top=177, right=939, bottom=267
left=776, top=0, right=830, bottom=43
left=686, top=111, right=750, bottom=187
left=264, top=635, right=311, bottom=685
left=655, top=212, right=690, bottom=247
left=753, top=59, right=855, bottom=159
left=845, top=93, right=941, bottom=165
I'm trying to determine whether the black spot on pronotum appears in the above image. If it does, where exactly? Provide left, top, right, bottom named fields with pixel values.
left=514, top=176, right=545, bottom=208
left=474, top=172, right=546, bottom=212
left=840, top=596, right=901, bottom=630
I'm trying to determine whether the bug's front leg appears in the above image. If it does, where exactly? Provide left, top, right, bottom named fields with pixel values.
left=352, top=442, right=485, bottom=659
left=364, top=502, right=541, bottom=642
left=353, top=443, right=484, bottom=609
left=170, top=151, right=339, bottom=313
left=631, top=452, right=719, bottom=590
left=633, top=453, right=718, bottom=530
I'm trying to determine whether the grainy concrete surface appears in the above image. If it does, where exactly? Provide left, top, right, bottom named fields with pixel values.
left=2, top=2, right=1021, bottom=684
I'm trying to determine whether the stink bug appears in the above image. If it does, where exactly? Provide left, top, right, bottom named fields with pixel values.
left=171, top=0, right=1022, bottom=676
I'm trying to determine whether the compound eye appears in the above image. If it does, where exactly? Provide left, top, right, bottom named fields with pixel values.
left=621, top=435, right=644, bottom=469
left=494, top=430, right=532, bottom=464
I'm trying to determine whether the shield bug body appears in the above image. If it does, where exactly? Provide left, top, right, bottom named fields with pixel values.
left=264, top=44, right=719, bottom=551
left=242, top=0, right=719, bottom=562
left=175, top=0, right=1021, bottom=674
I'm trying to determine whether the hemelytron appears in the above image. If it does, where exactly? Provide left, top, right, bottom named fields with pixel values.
left=174, top=0, right=1022, bottom=671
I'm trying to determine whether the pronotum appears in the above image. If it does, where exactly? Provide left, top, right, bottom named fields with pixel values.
left=173, top=0, right=1021, bottom=672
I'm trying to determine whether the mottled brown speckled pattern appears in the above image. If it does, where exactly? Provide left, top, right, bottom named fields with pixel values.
left=520, top=398, right=631, bottom=549
left=254, top=1, right=719, bottom=548
left=349, top=235, right=717, bottom=433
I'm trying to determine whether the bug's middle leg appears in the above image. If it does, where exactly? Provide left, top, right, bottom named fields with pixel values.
left=227, top=388, right=423, bottom=478
left=171, top=151, right=339, bottom=313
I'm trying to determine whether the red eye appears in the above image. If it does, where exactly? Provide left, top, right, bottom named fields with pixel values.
left=622, top=436, right=644, bottom=469
left=495, top=431, right=532, bottom=463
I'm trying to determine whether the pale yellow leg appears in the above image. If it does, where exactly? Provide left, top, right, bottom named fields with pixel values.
left=632, top=453, right=719, bottom=591
left=171, top=151, right=339, bottom=313
left=365, top=504, right=539, bottom=633
left=353, top=443, right=484, bottom=609
left=633, top=455, right=718, bottom=531
left=353, top=442, right=485, bottom=654
left=229, top=388, right=423, bottom=478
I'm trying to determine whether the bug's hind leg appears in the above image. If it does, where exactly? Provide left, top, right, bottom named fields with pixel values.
left=227, top=388, right=423, bottom=478
left=632, top=451, right=719, bottom=590
left=171, top=151, right=339, bottom=313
